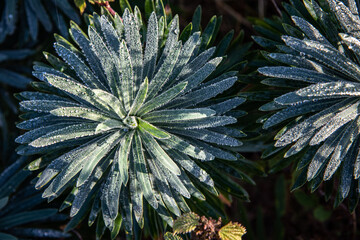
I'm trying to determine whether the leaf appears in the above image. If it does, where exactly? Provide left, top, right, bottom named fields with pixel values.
left=95, top=119, right=126, bottom=134
left=50, top=107, right=110, bottom=122
left=164, top=232, right=183, bottom=240
left=170, top=77, right=237, bottom=108
left=54, top=43, right=105, bottom=90
left=147, top=42, right=181, bottom=100
left=259, top=66, right=334, bottom=83
left=138, top=118, right=170, bottom=139
left=218, top=222, right=247, bottom=240
left=137, top=81, right=187, bottom=116
left=159, top=134, right=214, bottom=161
left=143, top=12, right=158, bottom=79
left=132, top=132, right=158, bottom=208
left=143, top=108, right=216, bottom=123
left=0, top=197, right=9, bottom=211
left=140, top=131, right=181, bottom=176
left=283, top=36, right=360, bottom=80
left=0, top=209, right=57, bottom=229
left=313, top=206, right=332, bottom=222
left=29, top=123, right=98, bottom=147
left=159, top=116, right=237, bottom=129
left=88, top=26, right=122, bottom=98
left=74, top=0, right=86, bottom=14
left=118, top=40, right=134, bottom=111
left=0, top=233, right=17, bottom=240
left=129, top=77, right=149, bottom=116
left=173, top=212, right=199, bottom=234
left=76, top=131, right=122, bottom=187
left=123, top=9, right=143, bottom=98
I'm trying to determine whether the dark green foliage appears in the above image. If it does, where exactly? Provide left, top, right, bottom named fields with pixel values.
left=0, top=0, right=80, bottom=160
left=0, top=0, right=80, bottom=43
left=0, top=156, right=70, bottom=239
left=256, top=0, right=360, bottom=210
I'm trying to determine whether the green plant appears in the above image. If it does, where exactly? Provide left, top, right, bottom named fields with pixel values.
left=0, top=156, right=70, bottom=240
left=164, top=212, right=246, bottom=240
left=15, top=2, right=257, bottom=237
left=254, top=0, right=360, bottom=210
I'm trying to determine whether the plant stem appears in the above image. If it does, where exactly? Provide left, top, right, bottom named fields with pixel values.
left=98, top=1, right=116, bottom=17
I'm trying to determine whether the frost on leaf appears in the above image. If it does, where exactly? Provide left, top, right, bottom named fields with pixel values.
left=16, top=3, right=247, bottom=236
left=258, top=0, right=360, bottom=208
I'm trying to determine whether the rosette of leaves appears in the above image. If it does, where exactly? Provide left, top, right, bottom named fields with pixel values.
left=254, top=0, right=360, bottom=209
left=0, top=157, right=70, bottom=240
left=0, top=0, right=80, bottom=43
left=15, top=4, right=255, bottom=237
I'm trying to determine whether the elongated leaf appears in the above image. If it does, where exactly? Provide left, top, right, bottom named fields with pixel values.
left=140, top=131, right=181, bottom=175
left=129, top=78, right=148, bottom=116
left=143, top=12, right=158, bottom=79
left=138, top=82, right=187, bottom=116
left=132, top=132, right=158, bottom=208
left=138, top=118, right=170, bottom=139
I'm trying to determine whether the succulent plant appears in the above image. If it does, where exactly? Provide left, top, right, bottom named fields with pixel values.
left=254, top=0, right=360, bottom=209
left=15, top=3, right=255, bottom=236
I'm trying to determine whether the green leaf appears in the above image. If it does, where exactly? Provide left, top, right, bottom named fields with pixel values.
left=143, top=12, right=158, bottom=79
left=160, top=134, right=214, bottom=161
left=29, top=123, right=98, bottom=147
left=50, top=107, right=110, bottom=122
left=313, top=206, right=332, bottom=222
left=95, top=119, right=126, bottom=134
left=143, top=108, right=215, bottom=123
left=74, top=0, right=86, bottom=14
left=132, top=132, right=158, bottom=208
left=114, top=131, right=134, bottom=187
left=218, top=222, right=247, bottom=240
left=140, top=131, right=181, bottom=176
left=123, top=9, right=143, bottom=99
left=138, top=118, right=170, bottom=139
left=0, top=209, right=57, bottom=229
left=191, top=6, right=202, bottom=34
left=119, top=0, right=132, bottom=12
left=111, top=214, right=123, bottom=239
left=118, top=40, right=134, bottom=111
left=0, top=197, right=9, bottom=210
left=54, top=43, right=106, bottom=90
left=0, top=233, right=17, bottom=240
left=76, top=131, right=123, bottom=187
left=88, top=25, right=122, bottom=99
left=129, top=77, right=149, bottom=116
left=138, top=81, right=187, bottom=116
left=147, top=42, right=181, bottom=100
left=173, top=212, right=199, bottom=234
left=164, top=232, right=183, bottom=240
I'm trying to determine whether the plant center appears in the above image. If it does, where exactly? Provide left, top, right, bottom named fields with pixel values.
left=123, top=116, right=138, bottom=129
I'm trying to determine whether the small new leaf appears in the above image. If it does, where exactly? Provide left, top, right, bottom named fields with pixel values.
left=164, top=232, right=183, bottom=240
left=173, top=212, right=200, bottom=234
left=218, top=222, right=246, bottom=240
